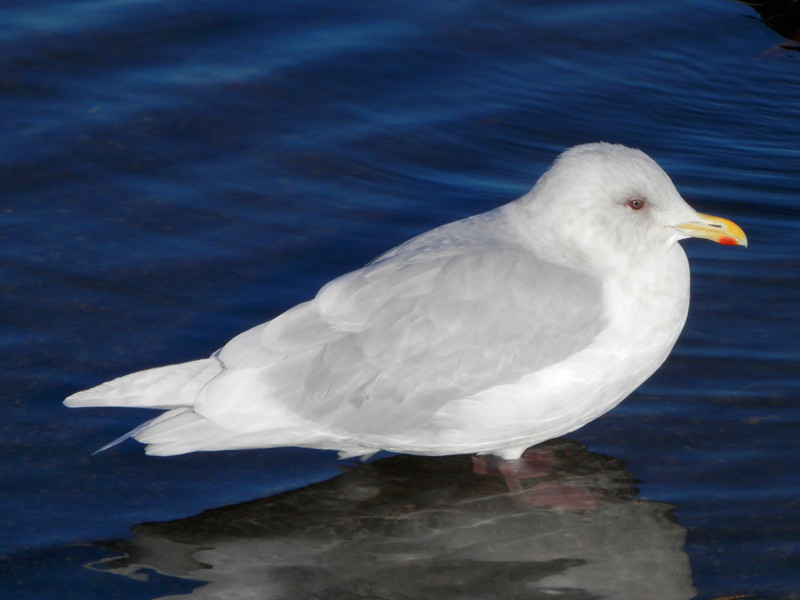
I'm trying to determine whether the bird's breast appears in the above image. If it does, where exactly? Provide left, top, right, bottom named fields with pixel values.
left=599, top=244, right=691, bottom=376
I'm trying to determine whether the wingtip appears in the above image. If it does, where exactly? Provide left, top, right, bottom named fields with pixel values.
left=63, top=394, right=82, bottom=408
left=63, top=387, right=101, bottom=408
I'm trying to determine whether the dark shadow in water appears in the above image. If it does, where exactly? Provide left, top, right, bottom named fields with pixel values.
left=735, top=0, right=800, bottom=49
left=88, top=439, right=694, bottom=599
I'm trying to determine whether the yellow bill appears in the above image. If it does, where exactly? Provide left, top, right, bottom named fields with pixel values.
left=675, top=212, right=748, bottom=247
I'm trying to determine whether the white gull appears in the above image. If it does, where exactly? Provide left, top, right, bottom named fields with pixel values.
left=65, top=143, right=747, bottom=460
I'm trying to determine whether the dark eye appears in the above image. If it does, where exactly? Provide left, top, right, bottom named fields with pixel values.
left=627, top=197, right=646, bottom=211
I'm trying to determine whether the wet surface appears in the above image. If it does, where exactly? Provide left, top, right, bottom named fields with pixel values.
left=94, top=441, right=694, bottom=599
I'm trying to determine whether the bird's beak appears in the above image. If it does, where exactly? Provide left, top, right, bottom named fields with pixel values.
left=674, top=212, right=748, bottom=247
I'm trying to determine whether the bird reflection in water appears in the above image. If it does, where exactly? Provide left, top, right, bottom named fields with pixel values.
left=88, top=439, right=695, bottom=600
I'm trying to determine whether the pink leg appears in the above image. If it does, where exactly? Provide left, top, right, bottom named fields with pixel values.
left=472, top=446, right=597, bottom=511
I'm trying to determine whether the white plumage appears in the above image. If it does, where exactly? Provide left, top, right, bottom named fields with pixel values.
left=65, top=143, right=746, bottom=459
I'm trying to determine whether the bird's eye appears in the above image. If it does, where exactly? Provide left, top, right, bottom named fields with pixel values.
left=627, top=197, right=646, bottom=211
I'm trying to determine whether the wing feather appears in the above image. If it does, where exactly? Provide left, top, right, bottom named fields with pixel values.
left=194, top=207, right=606, bottom=443
left=297, top=248, right=605, bottom=434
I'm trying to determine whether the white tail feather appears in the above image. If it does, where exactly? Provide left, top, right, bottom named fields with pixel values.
left=130, top=406, right=365, bottom=457
left=64, top=358, right=222, bottom=410
left=134, top=408, right=236, bottom=455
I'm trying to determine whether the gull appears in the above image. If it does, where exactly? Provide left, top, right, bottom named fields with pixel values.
left=65, top=143, right=747, bottom=460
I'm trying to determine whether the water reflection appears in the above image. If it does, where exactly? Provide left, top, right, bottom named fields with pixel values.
left=91, top=440, right=694, bottom=599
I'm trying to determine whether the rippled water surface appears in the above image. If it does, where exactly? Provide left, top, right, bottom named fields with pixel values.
left=2, top=1, right=799, bottom=599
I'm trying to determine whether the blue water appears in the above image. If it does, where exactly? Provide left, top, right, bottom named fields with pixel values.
left=2, top=0, right=799, bottom=598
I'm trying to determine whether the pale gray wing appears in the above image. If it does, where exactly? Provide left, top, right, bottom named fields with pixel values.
left=200, top=210, right=605, bottom=438
left=298, top=245, right=605, bottom=436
